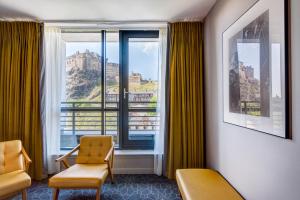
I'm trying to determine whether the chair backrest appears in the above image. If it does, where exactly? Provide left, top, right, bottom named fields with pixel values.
left=76, top=135, right=113, bottom=164
left=0, top=140, right=24, bottom=175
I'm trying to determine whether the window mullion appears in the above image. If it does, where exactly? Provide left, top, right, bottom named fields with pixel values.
left=101, top=30, right=106, bottom=135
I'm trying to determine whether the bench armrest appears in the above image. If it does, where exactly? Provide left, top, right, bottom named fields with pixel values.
left=104, top=143, right=114, bottom=163
left=56, top=144, right=80, bottom=169
left=21, top=147, right=32, bottom=172
left=104, top=142, right=115, bottom=183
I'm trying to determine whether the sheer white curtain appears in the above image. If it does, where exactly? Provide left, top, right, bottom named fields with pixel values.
left=154, top=28, right=167, bottom=176
left=44, top=27, right=65, bottom=174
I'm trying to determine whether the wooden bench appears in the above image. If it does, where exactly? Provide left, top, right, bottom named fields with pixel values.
left=176, top=169, right=244, bottom=200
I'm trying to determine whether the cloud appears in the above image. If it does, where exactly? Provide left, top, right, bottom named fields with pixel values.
left=142, top=42, right=159, bottom=55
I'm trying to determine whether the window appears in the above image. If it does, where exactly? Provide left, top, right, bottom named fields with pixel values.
left=120, top=31, right=160, bottom=149
left=60, top=30, right=160, bottom=150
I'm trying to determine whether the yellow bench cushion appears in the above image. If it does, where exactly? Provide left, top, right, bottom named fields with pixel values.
left=176, top=169, right=243, bottom=200
left=49, top=164, right=108, bottom=188
left=0, top=170, right=31, bottom=196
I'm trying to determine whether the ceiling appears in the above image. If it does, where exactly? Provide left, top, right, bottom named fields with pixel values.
left=0, top=0, right=216, bottom=22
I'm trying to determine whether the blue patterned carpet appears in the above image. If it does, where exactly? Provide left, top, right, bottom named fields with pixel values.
left=11, top=175, right=181, bottom=200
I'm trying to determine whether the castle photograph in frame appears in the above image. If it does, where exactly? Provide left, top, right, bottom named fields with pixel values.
left=222, top=0, right=290, bottom=138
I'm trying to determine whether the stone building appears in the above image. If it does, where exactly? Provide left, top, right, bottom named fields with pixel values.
left=66, top=49, right=101, bottom=71
left=106, top=62, right=119, bottom=83
left=129, top=72, right=142, bottom=84
left=239, top=62, right=260, bottom=102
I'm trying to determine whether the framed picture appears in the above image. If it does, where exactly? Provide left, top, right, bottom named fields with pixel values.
left=222, top=0, right=291, bottom=138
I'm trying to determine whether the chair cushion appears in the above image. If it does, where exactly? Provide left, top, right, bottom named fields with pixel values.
left=76, top=135, right=112, bottom=164
left=0, top=140, right=24, bottom=175
left=0, top=170, right=31, bottom=196
left=176, top=169, right=243, bottom=200
left=48, top=164, right=108, bottom=188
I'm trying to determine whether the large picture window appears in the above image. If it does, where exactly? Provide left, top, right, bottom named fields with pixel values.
left=60, top=30, right=160, bottom=150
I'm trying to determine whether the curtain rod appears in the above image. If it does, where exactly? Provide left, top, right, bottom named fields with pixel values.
left=0, top=18, right=168, bottom=24
left=43, top=20, right=168, bottom=24
left=44, top=21, right=168, bottom=29
left=1, top=18, right=201, bottom=24
left=44, top=20, right=168, bottom=27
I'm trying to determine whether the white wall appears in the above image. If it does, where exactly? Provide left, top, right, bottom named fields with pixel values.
left=204, top=0, right=300, bottom=199
left=66, top=154, right=154, bottom=174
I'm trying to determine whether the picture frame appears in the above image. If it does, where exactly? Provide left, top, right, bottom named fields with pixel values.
left=222, top=0, right=291, bottom=138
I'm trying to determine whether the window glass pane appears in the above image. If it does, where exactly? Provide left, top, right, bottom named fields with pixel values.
left=63, top=34, right=102, bottom=103
left=106, top=32, right=119, bottom=108
left=105, top=32, right=120, bottom=146
left=128, top=37, right=160, bottom=139
left=128, top=111, right=159, bottom=139
left=105, top=111, right=119, bottom=145
left=61, top=32, right=102, bottom=149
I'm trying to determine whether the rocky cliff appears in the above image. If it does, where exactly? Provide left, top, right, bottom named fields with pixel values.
left=66, top=50, right=102, bottom=100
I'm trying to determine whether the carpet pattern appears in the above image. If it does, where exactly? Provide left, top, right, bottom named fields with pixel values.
left=10, top=175, right=181, bottom=200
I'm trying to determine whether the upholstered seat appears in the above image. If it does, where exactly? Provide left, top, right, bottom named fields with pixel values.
left=0, top=140, right=32, bottom=200
left=49, top=135, right=114, bottom=200
left=49, top=164, right=108, bottom=188
left=0, top=170, right=31, bottom=197
left=176, top=169, right=243, bottom=200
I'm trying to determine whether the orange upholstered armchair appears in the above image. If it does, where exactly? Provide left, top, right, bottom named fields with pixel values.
left=0, top=140, right=32, bottom=200
left=49, top=135, right=114, bottom=200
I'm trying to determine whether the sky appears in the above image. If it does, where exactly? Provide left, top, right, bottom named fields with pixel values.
left=66, top=41, right=159, bottom=80
left=237, top=42, right=282, bottom=98
left=237, top=42, right=260, bottom=79
left=271, top=43, right=282, bottom=98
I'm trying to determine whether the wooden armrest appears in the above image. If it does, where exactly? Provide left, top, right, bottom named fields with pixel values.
left=55, top=144, right=80, bottom=169
left=104, top=142, right=115, bottom=183
left=21, top=147, right=32, bottom=164
left=104, top=142, right=115, bottom=162
left=21, top=147, right=32, bottom=172
left=55, top=144, right=80, bottom=162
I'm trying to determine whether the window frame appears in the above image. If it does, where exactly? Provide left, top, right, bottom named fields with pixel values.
left=119, top=30, right=159, bottom=149
left=60, top=30, right=159, bottom=150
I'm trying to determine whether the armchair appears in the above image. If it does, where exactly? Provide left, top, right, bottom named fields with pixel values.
left=49, top=135, right=114, bottom=200
left=0, top=140, right=32, bottom=200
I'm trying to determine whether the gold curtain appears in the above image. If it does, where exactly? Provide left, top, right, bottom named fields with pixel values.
left=0, top=22, right=44, bottom=180
left=166, top=22, right=204, bottom=179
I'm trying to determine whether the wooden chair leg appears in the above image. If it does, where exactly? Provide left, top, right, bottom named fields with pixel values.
left=110, top=172, right=114, bottom=184
left=22, top=189, right=27, bottom=200
left=96, top=188, right=101, bottom=200
left=52, top=188, right=60, bottom=200
left=108, top=166, right=114, bottom=184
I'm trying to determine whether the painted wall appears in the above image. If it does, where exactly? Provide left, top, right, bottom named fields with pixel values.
left=204, top=0, right=300, bottom=199
left=66, top=154, right=154, bottom=174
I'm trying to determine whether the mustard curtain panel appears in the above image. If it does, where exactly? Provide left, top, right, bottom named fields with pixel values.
left=166, top=22, right=204, bottom=179
left=0, top=22, right=43, bottom=180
